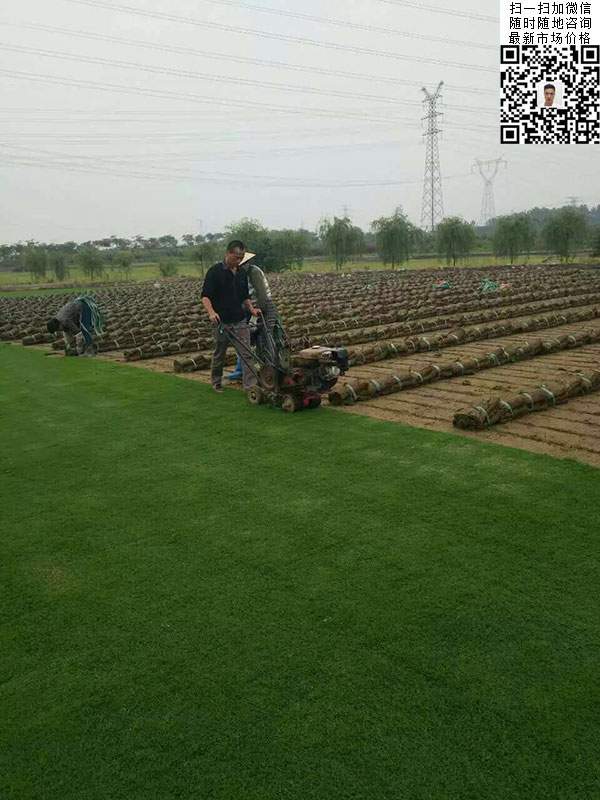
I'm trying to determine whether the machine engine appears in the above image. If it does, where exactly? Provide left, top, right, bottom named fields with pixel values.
left=247, top=345, right=348, bottom=412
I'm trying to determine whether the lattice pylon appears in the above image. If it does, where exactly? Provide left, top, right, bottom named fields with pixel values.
left=420, top=81, right=444, bottom=233
left=473, top=158, right=507, bottom=226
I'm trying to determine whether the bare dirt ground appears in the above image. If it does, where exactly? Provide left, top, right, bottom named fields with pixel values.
left=93, top=315, right=600, bottom=468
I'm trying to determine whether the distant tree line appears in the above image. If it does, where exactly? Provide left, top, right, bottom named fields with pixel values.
left=2, top=203, right=599, bottom=280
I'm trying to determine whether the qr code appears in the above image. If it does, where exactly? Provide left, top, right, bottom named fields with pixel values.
left=500, top=45, right=600, bottom=144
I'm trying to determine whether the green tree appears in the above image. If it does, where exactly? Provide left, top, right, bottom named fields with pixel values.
left=351, top=225, right=365, bottom=261
left=48, top=251, right=68, bottom=281
left=292, top=229, right=315, bottom=267
left=318, top=216, right=363, bottom=270
left=226, top=218, right=271, bottom=262
left=542, top=207, right=588, bottom=261
left=191, top=241, right=220, bottom=276
left=225, top=219, right=298, bottom=272
left=78, top=246, right=105, bottom=280
left=436, top=217, right=477, bottom=266
left=109, top=236, right=132, bottom=250
left=269, top=229, right=310, bottom=271
left=417, top=228, right=436, bottom=254
left=158, top=235, right=178, bottom=249
left=371, top=209, right=415, bottom=268
left=23, top=245, right=48, bottom=279
left=591, top=226, right=600, bottom=257
left=114, top=250, right=134, bottom=280
left=158, top=258, right=179, bottom=277
left=492, top=214, right=535, bottom=264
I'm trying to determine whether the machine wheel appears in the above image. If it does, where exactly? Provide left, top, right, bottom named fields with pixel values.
left=259, top=365, right=279, bottom=391
left=247, top=386, right=265, bottom=405
left=281, top=394, right=301, bottom=413
left=307, top=396, right=322, bottom=409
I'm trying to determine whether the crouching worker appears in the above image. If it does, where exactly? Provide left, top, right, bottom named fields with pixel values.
left=47, top=295, right=104, bottom=356
left=201, top=240, right=260, bottom=393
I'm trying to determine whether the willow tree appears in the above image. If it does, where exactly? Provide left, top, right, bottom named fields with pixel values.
left=492, top=214, right=535, bottom=264
left=436, top=217, right=477, bottom=266
left=543, top=207, right=588, bottom=262
left=371, top=210, right=415, bottom=268
left=319, top=216, right=363, bottom=270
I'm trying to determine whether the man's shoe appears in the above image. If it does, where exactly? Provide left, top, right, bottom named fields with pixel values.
left=213, top=385, right=224, bottom=393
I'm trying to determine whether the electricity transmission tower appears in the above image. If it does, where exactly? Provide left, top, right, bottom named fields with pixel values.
left=420, top=81, right=444, bottom=232
left=473, top=158, right=507, bottom=226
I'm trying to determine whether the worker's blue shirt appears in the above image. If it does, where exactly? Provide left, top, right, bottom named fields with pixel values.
left=201, top=262, right=250, bottom=324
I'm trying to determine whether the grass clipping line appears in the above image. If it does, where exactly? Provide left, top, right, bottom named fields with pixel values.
left=453, top=369, right=600, bottom=430
left=328, top=328, right=600, bottom=406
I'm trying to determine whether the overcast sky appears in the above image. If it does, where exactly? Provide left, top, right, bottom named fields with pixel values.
left=1, top=0, right=598, bottom=243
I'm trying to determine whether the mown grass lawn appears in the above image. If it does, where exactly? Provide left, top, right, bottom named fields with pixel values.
left=1, top=345, right=599, bottom=800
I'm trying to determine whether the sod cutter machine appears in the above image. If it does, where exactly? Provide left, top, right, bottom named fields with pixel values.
left=218, top=305, right=348, bottom=413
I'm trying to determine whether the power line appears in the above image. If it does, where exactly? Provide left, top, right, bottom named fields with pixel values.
left=0, top=138, right=426, bottom=167
left=61, top=0, right=496, bottom=73
left=146, top=0, right=496, bottom=51
left=33, top=139, right=495, bottom=163
left=0, top=127, right=407, bottom=143
left=0, top=142, right=421, bottom=184
left=0, top=42, right=497, bottom=114
left=0, top=69, right=498, bottom=132
left=374, top=0, right=498, bottom=23
left=0, top=68, right=410, bottom=124
left=0, top=155, right=174, bottom=184
left=8, top=22, right=493, bottom=96
left=455, top=134, right=599, bottom=166
left=0, top=142, right=475, bottom=187
left=3, top=139, right=423, bottom=162
left=0, top=129, right=392, bottom=142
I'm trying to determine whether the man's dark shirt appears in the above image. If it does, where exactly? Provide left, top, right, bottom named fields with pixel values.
left=201, top=262, right=250, bottom=324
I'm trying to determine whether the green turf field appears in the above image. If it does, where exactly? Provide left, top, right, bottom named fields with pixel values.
left=2, top=345, right=599, bottom=800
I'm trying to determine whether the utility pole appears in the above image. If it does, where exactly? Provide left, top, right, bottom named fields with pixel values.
left=421, top=81, right=444, bottom=232
left=472, top=158, right=507, bottom=226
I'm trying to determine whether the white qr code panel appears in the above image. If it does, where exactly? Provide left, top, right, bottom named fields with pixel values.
left=500, top=44, right=600, bottom=143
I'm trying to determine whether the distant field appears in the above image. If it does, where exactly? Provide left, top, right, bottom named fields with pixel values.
left=0, top=262, right=203, bottom=288
left=2, top=254, right=599, bottom=293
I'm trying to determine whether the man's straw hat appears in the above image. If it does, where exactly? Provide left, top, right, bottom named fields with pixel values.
left=240, top=251, right=256, bottom=266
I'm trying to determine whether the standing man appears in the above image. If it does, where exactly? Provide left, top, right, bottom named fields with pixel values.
left=201, top=240, right=260, bottom=393
left=46, top=295, right=104, bottom=356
